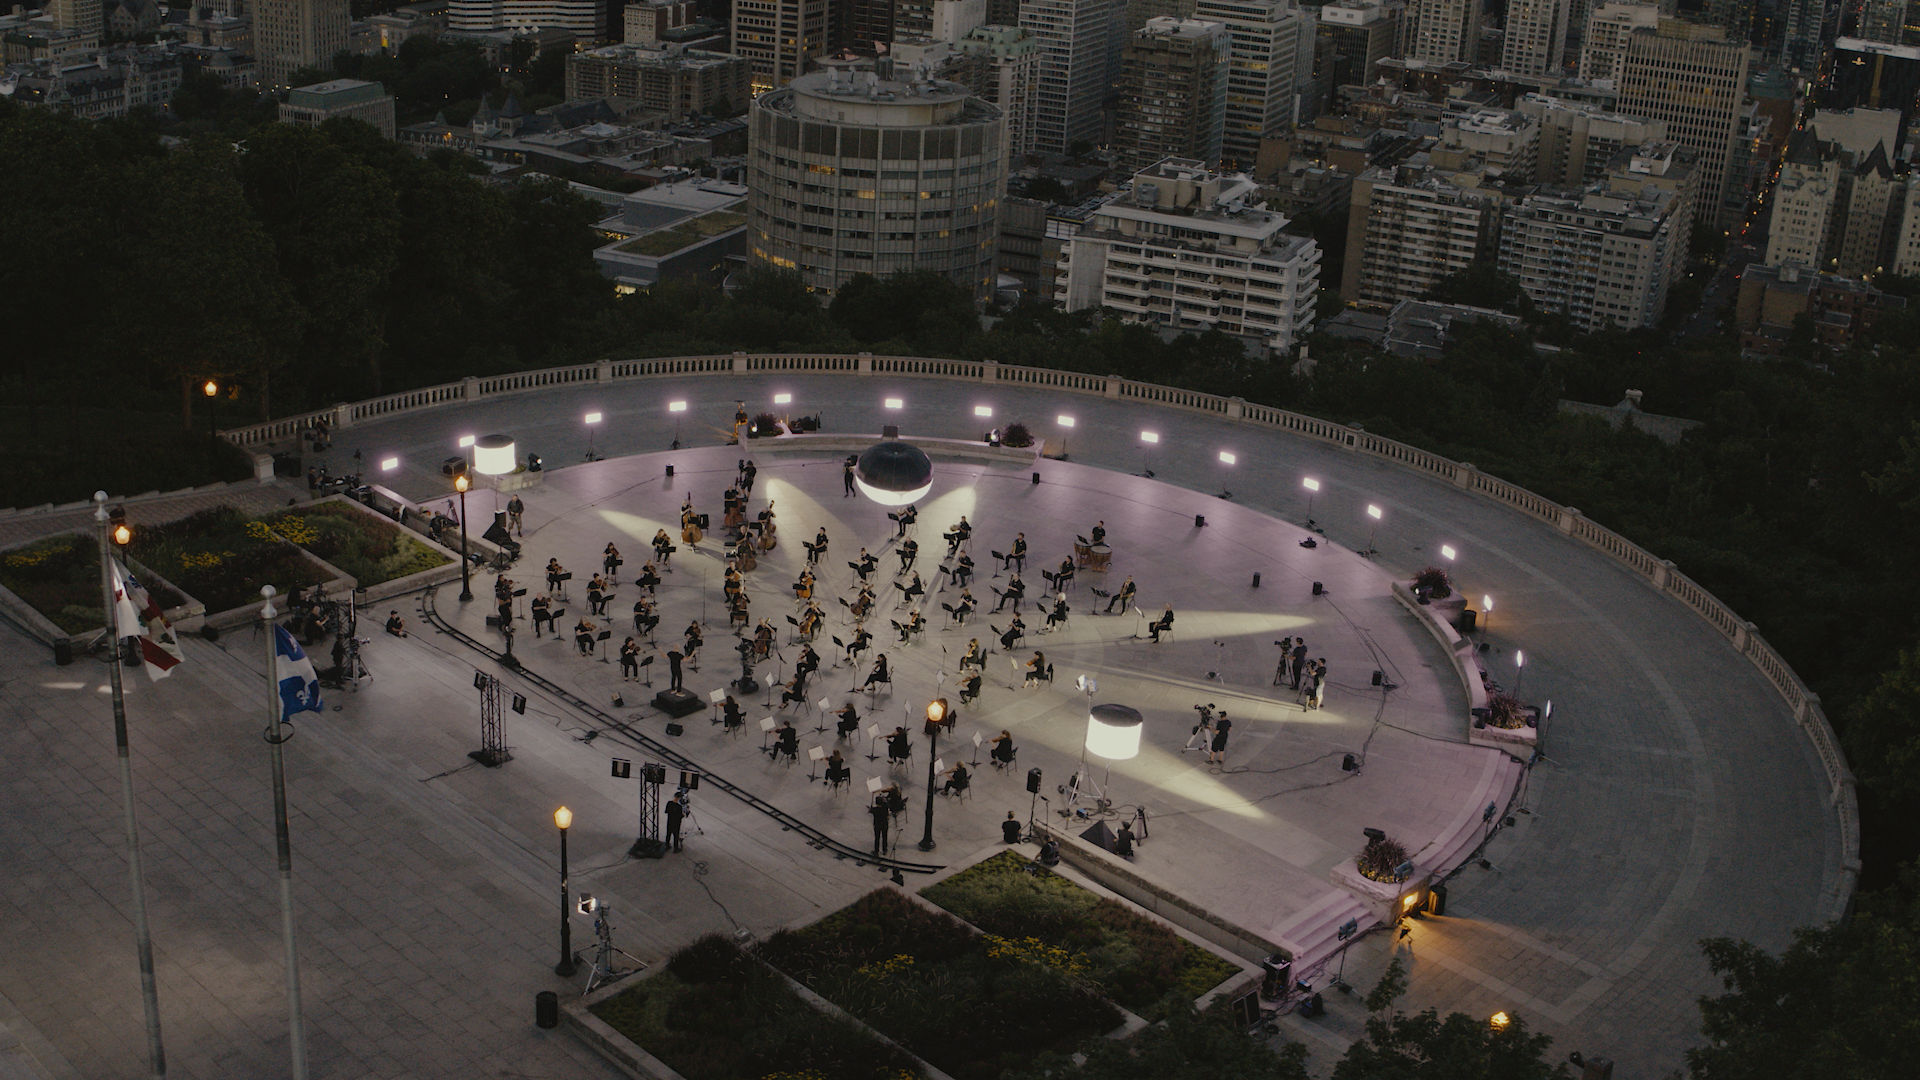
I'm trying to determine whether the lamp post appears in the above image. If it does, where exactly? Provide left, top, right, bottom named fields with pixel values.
left=1217, top=451, right=1235, bottom=499
left=1364, top=504, right=1383, bottom=556
left=554, top=807, right=577, bottom=976
left=1302, top=477, right=1319, bottom=525
left=94, top=493, right=168, bottom=1079
left=1514, top=650, right=1525, bottom=695
left=203, top=378, right=219, bottom=439
left=918, top=698, right=948, bottom=852
left=454, top=473, right=473, bottom=602
left=1482, top=595, right=1493, bottom=634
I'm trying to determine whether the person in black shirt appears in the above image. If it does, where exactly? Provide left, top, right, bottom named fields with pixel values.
left=1149, top=604, right=1175, bottom=643
left=1114, top=821, right=1135, bottom=858
left=620, top=637, right=641, bottom=680
left=886, top=725, right=911, bottom=763
left=531, top=594, right=553, bottom=637
left=1089, top=521, right=1106, bottom=546
left=836, top=703, right=860, bottom=737
left=1001, top=811, right=1023, bottom=844
left=722, top=694, right=744, bottom=731
left=384, top=611, right=407, bottom=638
left=1105, top=576, right=1136, bottom=614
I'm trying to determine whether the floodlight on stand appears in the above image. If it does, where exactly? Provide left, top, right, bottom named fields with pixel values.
left=974, top=406, right=993, bottom=417
left=1140, top=431, right=1159, bottom=443
left=1085, top=704, right=1143, bottom=761
left=1056, top=415, right=1074, bottom=427
left=473, top=435, right=516, bottom=476
left=1482, top=594, right=1493, bottom=634
left=381, top=457, right=398, bottom=472
left=669, top=401, right=686, bottom=412
left=1055, top=414, right=1075, bottom=457
left=1363, top=504, right=1382, bottom=555
left=583, top=412, right=603, bottom=460
left=853, top=440, right=933, bottom=506
left=1216, top=451, right=1235, bottom=499
left=1137, top=432, right=1158, bottom=477
left=1441, top=544, right=1457, bottom=561
left=668, top=401, right=687, bottom=448
left=458, top=435, right=475, bottom=448
left=1302, top=477, right=1320, bottom=523
left=884, top=397, right=903, bottom=409
left=773, top=393, right=791, bottom=405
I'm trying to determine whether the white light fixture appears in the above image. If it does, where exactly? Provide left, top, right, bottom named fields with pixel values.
left=884, top=397, right=903, bottom=409
left=773, top=393, right=792, bottom=405
left=1085, top=705, right=1144, bottom=761
left=668, top=401, right=687, bottom=413
left=458, top=435, right=475, bottom=448
left=1367, top=504, right=1382, bottom=520
left=473, top=434, right=517, bottom=476
left=853, top=441, right=933, bottom=506
left=1483, top=595, right=1493, bottom=613
left=1218, top=451, right=1236, bottom=465
left=380, top=457, right=398, bottom=472
left=1140, top=431, right=1159, bottom=444
left=584, top=412, right=603, bottom=425
left=1516, top=650, right=1524, bottom=668
left=1303, top=478, right=1319, bottom=492
left=974, top=406, right=993, bottom=417
left=1057, top=415, right=1075, bottom=427
left=1440, top=544, right=1457, bottom=561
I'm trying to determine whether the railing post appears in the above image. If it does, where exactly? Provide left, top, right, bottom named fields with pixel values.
left=984, top=360, right=998, bottom=383
left=732, top=352, right=748, bottom=373
left=1557, top=506, right=1581, bottom=535
left=1104, top=375, right=1121, bottom=399
left=1227, top=396, right=1244, bottom=420
left=1344, top=422, right=1364, bottom=449
left=858, top=352, right=873, bottom=374
left=1734, top=620, right=1754, bottom=651
left=331, top=402, right=352, bottom=429
left=1797, top=691, right=1820, bottom=726
left=462, top=376, right=479, bottom=402
left=596, top=359, right=612, bottom=383
left=1453, top=462, right=1476, bottom=489
left=1653, top=559, right=1674, bottom=589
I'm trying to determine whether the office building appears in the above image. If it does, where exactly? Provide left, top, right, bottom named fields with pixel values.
left=1498, top=185, right=1687, bottom=330
left=1436, top=106, right=1540, bottom=182
left=746, top=67, right=1006, bottom=300
left=1022, top=0, right=1119, bottom=153
left=280, top=77, right=397, bottom=137
left=953, top=24, right=1042, bottom=157
left=1114, top=17, right=1230, bottom=171
left=1341, top=163, right=1510, bottom=306
left=1578, top=2, right=1658, bottom=82
left=735, top=0, right=828, bottom=91
left=1315, top=0, right=1400, bottom=96
left=1614, top=19, right=1749, bottom=229
left=1199, top=0, right=1316, bottom=167
left=47, top=0, right=103, bottom=43
left=256, top=0, right=349, bottom=89
left=1501, top=0, right=1567, bottom=77
left=447, top=0, right=602, bottom=37
left=1401, top=0, right=1480, bottom=64
left=566, top=42, right=753, bottom=120
left=1518, top=94, right=1668, bottom=187
left=1056, top=157, right=1322, bottom=350
left=625, top=0, right=697, bottom=42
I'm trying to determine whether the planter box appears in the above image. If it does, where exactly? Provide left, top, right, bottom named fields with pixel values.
left=491, top=468, right=545, bottom=493
left=296, top=495, right=464, bottom=603
left=1470, top=712, right=1541, bottom=752
left=1391, top=581, right=1491, bottom=730
left=1328, top=858, right=1432, bottom=925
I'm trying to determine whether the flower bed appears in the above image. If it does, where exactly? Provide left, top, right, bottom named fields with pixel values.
left=756, top=888, right=1122, bottom=1080
left=920, top=850, right=1239, bottom=1020
left=0, top=534, right=187, bottom=634
left=255, top=501, right=447, bottom=587
left=589, top=934, right=921, bottom=1080
left=128, top=507, right=334, bottom=614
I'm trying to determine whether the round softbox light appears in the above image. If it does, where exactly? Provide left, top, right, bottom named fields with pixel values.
left=854, top=440, right=933, bottom=506
left=1085, top=704, right=1144, bottom=761
left=473, top=435, right=517, bottom=476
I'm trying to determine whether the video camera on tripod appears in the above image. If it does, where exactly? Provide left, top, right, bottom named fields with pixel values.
left=1192, top=702, right=1218, bottom=731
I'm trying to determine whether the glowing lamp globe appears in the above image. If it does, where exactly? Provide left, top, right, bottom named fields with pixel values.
left=473, top=434, right=517, bottom=476
left=854, top=440, right=933, bottom=506
left=1085, top=704, right=1144, bottom=762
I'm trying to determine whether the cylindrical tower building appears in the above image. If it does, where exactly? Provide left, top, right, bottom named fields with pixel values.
left=747, top=67, right=1006, bottom=303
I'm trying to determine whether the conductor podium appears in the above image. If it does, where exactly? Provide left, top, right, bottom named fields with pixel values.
left=653, top=688, right=705, bottom=718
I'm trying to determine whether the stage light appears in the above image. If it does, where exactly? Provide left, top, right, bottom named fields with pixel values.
left=669, top=401, right=687, bottom=412
left=380, top=457, right=398, bottom=472
left=1440, top=545, right=1456, bottom=561
left=884, top=397, right=903, bottom=409
left=1086, top=704, right=1143, bottom=761
left=853, top=440, right=933, bottom=506
left=1483, top=595, right=1493, bottom=613
left=773, top=393, right=792, bottom=405
left=458, top=435, right=475, bottom=448
left=1140, top=431, right=1159, bottom=444
left=1367, top=504, right=1382, bottom=520
left=1303, top=478, right=1320, bottom=492
left=1219, top=451, right=1236, bottom=465
left=974, top=406, right=993, bottom=417
left=473, top=435, right=516, bottom=476
left=584, top=412, right=602, bottom=425
left=1057, top=415, right=1075, bottom=427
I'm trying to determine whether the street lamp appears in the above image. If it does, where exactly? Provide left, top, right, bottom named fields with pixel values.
left=1217, top=451, right=1235, bottom=499
left=1302, top=477, right=1319, bottom=524
left=554, top=807, right=577, bottom=976
left=918, top=698, right=948, bottom=852
left=203, top=378, right=220, bottom=438
left=454, top=473, right=473, bottom=602
left=584, top=412, right=603, bottom=461
left=1364, top=504, right=1383, bottom=556
left=1482, top=595, right=1493, bottom=634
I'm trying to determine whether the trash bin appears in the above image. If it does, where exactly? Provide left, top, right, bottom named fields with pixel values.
left=1458, top=609, right=1477, bottom=633
left=535, top=990, right=559, bottom=1029
left=1260, top=955, right=1291, bottom=1000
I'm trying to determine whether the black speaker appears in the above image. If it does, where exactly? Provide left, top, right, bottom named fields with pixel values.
left=1194, top=514, right=1206, bottom=528
left=201, top=624, right=220, bottom=642
left=680, top=771, right=701, bottom=790
left=1371, top=670, right=1383, bottom=686
left=1312, top=581, right=1323, bottom=595
left=1031, top=472, right=1040, bottom=485
left=612, top=693, right=625, bottom=708
left=1429, top=880, right=1447, bottom=916
left=1458, top=609, right=1477, bottom=632
left=53, top=637, right=73, bottom=665
left=883, top=424, right=899, bottom=438
left=1026, top=767, right=1042, bottom=794
left=665, top=464, right=674, bottom=477
left=535, top=990, right=559, bottom=1029
left=665, top=723, right=684, bottom=736
left=1250, top=573, right=1260, bottom=588
left=1341, top=753, right=1357, bottom=772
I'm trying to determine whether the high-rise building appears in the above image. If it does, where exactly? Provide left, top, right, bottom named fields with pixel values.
left=47, top=0, right=103, bottom=44
left=1315, top=0, right=1401, bottom=98
left=625, top=0, right=698, bottom=43
left=1519, top=94, right=1668, bottom=186
left=566, top=42, right=754, bottom=120
left=447, top=0, right=603, bottom=38
left=1021, top=0, right=1119, bottom=153
left=1341, top=164, right=1512, bottom=306
left=1779, top=0, right=1837, bottom=72
left=1199, top=0, right=1316, bottom=167
left=256, top=0, right=349, bottom=90
left=1435, top=106, right=1540, bottom=181
left=954, top=24, right=1042, bottom=157
left=734, top=0, right=829, bottom=91
left=1765, top=125, right=1904, bottom=277
left=1614, top=18, right=1749, bottom=229
left=1577, top=2, right=1658, bottom=82
left=1055, top=157, right=1322, bottom=350
left=1501, top=0, right=1567, bottom=76
left=1401, top=0, right=1480, bottom=63
left=1497, top=184, right=1687, bottom=330
left=746, top=67, right=1006, bottom=300
left=1114, top=17, right=1230, bottom=171
left=842, top=0, right=895, bottom=51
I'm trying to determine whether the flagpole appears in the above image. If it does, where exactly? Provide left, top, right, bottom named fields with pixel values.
left=94, top=491, right=167, bottom=1079
left=260, top=586, right=309, bottom=1080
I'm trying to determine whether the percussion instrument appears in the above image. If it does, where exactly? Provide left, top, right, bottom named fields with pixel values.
left=1088, top=545, right=1112, bottom=572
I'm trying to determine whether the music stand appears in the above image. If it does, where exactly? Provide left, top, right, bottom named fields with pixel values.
left=814, top=697, right=832, bottom=734
left=513, top=587, right=528, bottom=619
left=758, top=715, right=776, bottom=749
left=970, top=729, right=984, bottom=767
left=708, top=687, right=726, bottom=724
left=596, top=628, right=612, bottom=661
left=865, top=776, right=884, bottom=796
left=636, top=654, right=654, bottom=687
left=865, top=722, right=883, bottom=761
left=807, top=745, right=826, bottom=781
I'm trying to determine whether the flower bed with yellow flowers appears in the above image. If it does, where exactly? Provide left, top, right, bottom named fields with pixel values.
left=0, top=533, right=188, bottom=633
left=127, top=507, right=334, bottom=614
left=920, top=850, right=1239, bottom=1020
left=755, top=888, right=1122, bottom=1080
left=254, top=501, right=446, bottom=586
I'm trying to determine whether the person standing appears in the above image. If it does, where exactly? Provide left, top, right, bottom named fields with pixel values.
left=843, top=456, right=857, bottom=497
left=664, top=791, right=685, bottom=852
left=870, top=797, right=891, bottom=854
left=1308, top=660, right=1328, bottom=711
left=1291, top=641, right=1308, bottom=690
left=1209, top=711, right=1232, bottom=766
left=667, top=648, right=685, bottom=691
left=506, top=494, right=524, bottom=536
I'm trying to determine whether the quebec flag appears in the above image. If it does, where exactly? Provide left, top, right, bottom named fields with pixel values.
left=275, top=625, right=324, bottom=720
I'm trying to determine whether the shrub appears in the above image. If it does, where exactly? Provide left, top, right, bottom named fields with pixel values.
left=1357, top=835, right=1411, bottom=883
left=1412, top=566, right=1452, bottom=599
left=752, top=412, right=783, bottom=436
left=669, top=932, right=758, bottom=985
left=257, top=502, right=447, bottom=586
left=1000, top=421, right=1034, bottom=447
left=1486, top=691, right=1532, bottom=729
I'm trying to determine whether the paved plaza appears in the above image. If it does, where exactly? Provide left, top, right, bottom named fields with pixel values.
left=0, top=373, right=1848, bottom=1079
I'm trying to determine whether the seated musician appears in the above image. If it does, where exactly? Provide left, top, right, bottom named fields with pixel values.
left=843, top=628, right=873, bottom=664
left=826, top=749, right=849, bottom=786
left=1044, top=595, right=1069, bottom=632
left=1024, top=651, right=1046, bottom=687
left=753, top=619, right=775, bottom=657
left=1149, top=604, right=1175, bottom=643
left=959, top=672, right=983, bottom=703
left=637, top=563, right=661, bottom=593
left=959, top=638, right=984, bottom=670
left=1090, top=521, right=1106, bottom=546
left=886, top=726, right=911, bottom=763
left=722, top=694, right=744, bottom=730
left=530, top=594, right=553, bottom=636
left=896, top=610, right=923, bottom=642
left=997, top=616, right=1025, bottom=652
left=989, top=730, right=1015, bottom=765
left=863, top=653, right=891, bottom=690
left=771, top=720, right=799, bottom=759
left=574, top=618, right=596, bottom=655
left=940, top=762, right=971, bottom=795
left=950, top=552, right=975, bottom=588
left=836, top=703, right=861, bottom=737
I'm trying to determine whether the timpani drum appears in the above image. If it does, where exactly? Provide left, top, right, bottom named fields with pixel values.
left=1074, top=541, right=1093, bottom=568
left=1088, top=545, right=1112, bottom=572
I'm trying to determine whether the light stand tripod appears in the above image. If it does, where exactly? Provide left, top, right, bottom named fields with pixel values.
left=580, top=899, right=644, bottom=994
